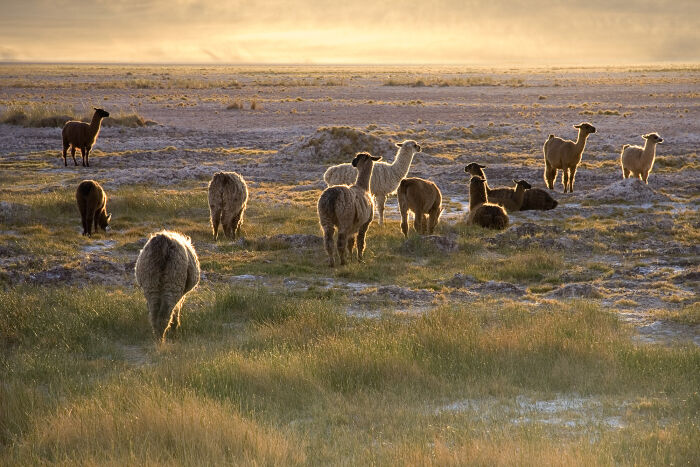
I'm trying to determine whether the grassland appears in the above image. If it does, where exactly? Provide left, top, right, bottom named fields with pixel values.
left=2, top=180, right=699, bottom=465
left=1, top=64, right=699, bottom=465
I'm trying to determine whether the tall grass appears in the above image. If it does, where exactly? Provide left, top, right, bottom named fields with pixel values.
left=2, top=286, right=698, bottom=464
left=383, top=76, right=526, bottom=87
left=0, top=103, right=153, bottom=128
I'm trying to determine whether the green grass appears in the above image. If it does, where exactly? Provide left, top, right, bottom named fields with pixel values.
left=1, top=153, right=699, bottom=464
left=2, top=287, right=698, bottom=465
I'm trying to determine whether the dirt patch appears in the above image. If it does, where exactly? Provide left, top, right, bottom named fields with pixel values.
left=249, top=234, right=323, bottom=250
left=400, top=234, right=459, bottom=254
left=445, top=273, right=527, bottom=296
left=587, top=178, right=670, bottom=203
left=19, top=258, right=132, bottom=287
left=547, top=283, right=604, bottom=299
left=278, top=126, right=397, bottom=163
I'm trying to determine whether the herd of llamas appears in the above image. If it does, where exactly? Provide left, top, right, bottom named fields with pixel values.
left=65, top=108, right=664, bottom=342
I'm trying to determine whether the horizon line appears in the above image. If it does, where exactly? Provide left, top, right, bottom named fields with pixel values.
left=1, top=60, right=699, bottom=69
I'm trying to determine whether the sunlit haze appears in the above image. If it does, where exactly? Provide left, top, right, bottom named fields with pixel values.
left=1, top=0, right=699, bottom=65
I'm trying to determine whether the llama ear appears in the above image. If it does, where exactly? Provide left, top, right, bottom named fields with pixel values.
left=370, top=155, right=381, bottom=161
left=513, top=179, right=518, bottom=184
left=573, top=124, right=581, bottom=128
left=107, top=213, right=112, bottom=223
left=478, top=164, right=486, bottom=169
left=395, top=142, right=403, bottom=147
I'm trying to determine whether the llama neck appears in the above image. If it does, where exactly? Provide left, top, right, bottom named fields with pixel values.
left=89, top=114, right=104, bottom=135
left=469, top=182, right=487, bottom=210
left=574, top=130, right=589, bottom=155
left=354, top=163, right=373, bottom=191
left=643, top=139, right=657, bottom=156
left=513, top=183, right=526, bottom=205
left=390, top=147, right=416, bottom=180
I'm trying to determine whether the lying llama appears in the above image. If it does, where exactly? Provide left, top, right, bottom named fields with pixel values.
left=620, top=133, right=663, bottom=183
left=543, top=122, right=596, bottom=193
left=62, top=107, right=110, bottom=167
left=467, top=176, right=509, bottom=230
left=135, top=230, right=200, bottom=342
left=318, top=152, right=381, bottom=267
left=323, top=140, right=421, bottom=225
left=464, top=163, right=557, bottom=211
left=208, top=171, right=249, bottom=240
left=397, top=177, right=442, bottom=237
left=75, top=180, right=111, bottom=236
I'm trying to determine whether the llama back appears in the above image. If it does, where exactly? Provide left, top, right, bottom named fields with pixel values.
left=521, top=188, right=558, bottom=210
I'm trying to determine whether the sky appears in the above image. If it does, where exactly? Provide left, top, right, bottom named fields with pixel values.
left=1, top=0, right=698, bottom=65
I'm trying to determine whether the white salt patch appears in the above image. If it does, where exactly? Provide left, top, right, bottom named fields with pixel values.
left=82, top=240, right=116, bottom=253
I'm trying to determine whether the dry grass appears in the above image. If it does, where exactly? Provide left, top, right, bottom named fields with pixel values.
left=383, top=76, right=526, bottom=87
left=0, top=103, right=154, bottom=128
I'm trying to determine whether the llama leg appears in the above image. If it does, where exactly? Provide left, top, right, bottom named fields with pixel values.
left=622, top=167, right=630, bottom=179
left=323, top=225, right=336, bottom=267
left=545, top=167, right=556, bottom=190
left=400, top=206, right=409, bottom=238
left=562, top=170, right=570, bottom=193
left=347, top=235, right=356, bottom=261
left=413, top=211, right=422, bottom=234
left=376, top=194, right=386, bottom=225
left=337, top=231, right=348, bottom=266
left=421, top=214, right=429, bottom=234
left=428, top=211, right=438, bottom=234
left=84, top=146, right=91, bottom=167
left=71, top=147, right=78, bottom=166
left=155, top=291, right=181, bottom=342
left=93, top=212, right=100, bottom=233
left=62, top=140, right=69, bottom=166
left=85, top=210, right=94, bottom=236
left=642, top=171, right=649, bottom=184
left=221, top=210, right=235, bottom=239
left=357, top=221, right=370, bottom=263
left=569, top=167, right=577, bottom=192
left=79, top=205, right=88, bottom=235
left=231, top=212, right=242, bottom=239
left=210, top=207, right=221, bottom=239
left=168, top=302, right=183, bottom=338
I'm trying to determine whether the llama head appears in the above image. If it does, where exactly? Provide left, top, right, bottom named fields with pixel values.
left=513, top=179, right=532, bottom=190
left=352, top=152, right=382, bottom=167
left=395, top=140, right=422, bottom=153
left=464, top=162, right=486, bottom=175
left=99, top=211, right=112, bottom=231
left=573, top=122, right=596, bottom=134
left=643, top=133, right=663, bottom=144
left=93, top=108, right=110, bottom=118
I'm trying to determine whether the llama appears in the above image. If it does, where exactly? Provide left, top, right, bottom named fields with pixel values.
left=135, top=230, right=200, bottom=342
left=317, top=152, right=381, bottom=267
left=543, top=122, right=596, bottom=193
left=464, top=163, right=557, bottom=210
left=208, top=171, right=248, bottom=239
left=467, top=176, right=509, bottom=230
left=62, top=108, right=110, bottom=167
left=323, top=140, right=421, bottom=224
left=75, top=180, right=111, bottom=236
left=397, top=177, right=442, bottom=237
left=620, top=133, right=663, bottom=183
left=491, top=180, right=532, bottom=212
